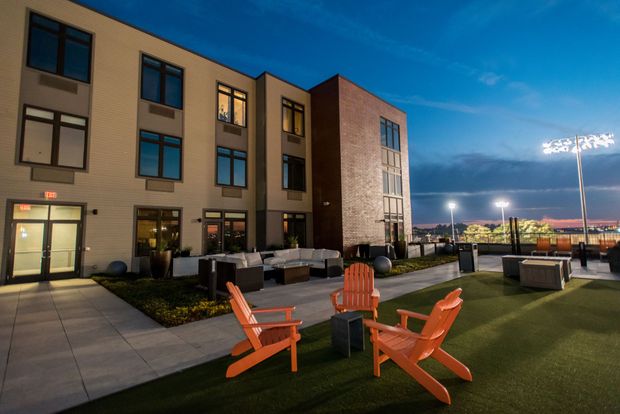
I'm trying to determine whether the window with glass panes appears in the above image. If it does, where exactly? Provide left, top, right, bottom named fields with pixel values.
left=283, top=213, right=306, bottom=247
left=381, top=147, right=402, bottom=196
left=135, top=208, right=181, bottom=256
left=217, top=84, right=247, bottom=127
left=282, top=98, right=304, bottom=136
left=383, top=197, right=404, bottom=243
left=27, top=13, right=92, bottom=82
left=141, top=55, right=183, bottom=109
left=283, top=155, right=305, bottom=191
left=138, top=130, right=182, bottom=180
left=380, top=117, right=400, bottom=151
left=216, top=147, right=247, bottom=187
left=20, top=106, right=88, bottom=169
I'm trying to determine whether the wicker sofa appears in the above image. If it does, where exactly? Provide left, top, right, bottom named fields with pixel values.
left=215, top=252, right=264, bottom=293
left=263, top=248, right=343, bottom=278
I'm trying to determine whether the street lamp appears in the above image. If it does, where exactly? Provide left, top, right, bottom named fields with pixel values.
left=494, top=200, right=509, bottom=244
left=447, top=202, right=456, bottom=242
left=542, top=133, right=614, bottom=245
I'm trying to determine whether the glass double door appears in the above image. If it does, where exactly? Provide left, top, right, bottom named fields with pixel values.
left=8, top=203, right=83, bottom=283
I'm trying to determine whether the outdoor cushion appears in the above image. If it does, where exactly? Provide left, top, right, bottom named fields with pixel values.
left=221, top=256, right=247, bottom=268
left=264, top=257, right=286, bottom=266
left=245, top=252, right=263, bottom=267
left=228, top=253, right=246, bottom=261
left=299, top=248, right=314, bottom=261
left=274, top=249, right=291, bottom=260
left=323, top=250, right=341, bottom=259
left=288, top=248, right=302, bottom=261
left=311, top=249, right=326, bottom=261
left=307, top=260, right=325, bottom=269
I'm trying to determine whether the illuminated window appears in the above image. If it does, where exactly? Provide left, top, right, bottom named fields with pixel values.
left=217, top=84, right=247, bottom=127
left=282, top=98, right=304, bottom=136
left=135, top=208, right=181, bottom=256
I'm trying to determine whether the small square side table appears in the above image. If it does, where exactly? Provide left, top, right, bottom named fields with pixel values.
left=331, top=311, right=365, bottom=357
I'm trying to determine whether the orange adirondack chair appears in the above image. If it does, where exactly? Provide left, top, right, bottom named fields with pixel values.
left=225, top=282, right=302, bottom=378
left=600, top=239, right=617, bottom=260
left=554, top=237, right=573, bottom=257
left=531, top=237, right=552, bottom=256
left=364, top=288, right=472, bottom=405
left=331, top=263, right=380, bottom=320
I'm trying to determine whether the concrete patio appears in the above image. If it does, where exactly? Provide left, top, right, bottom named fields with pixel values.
left=0, top=255, right=616, bottom=413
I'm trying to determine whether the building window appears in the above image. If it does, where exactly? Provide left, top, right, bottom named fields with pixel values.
left=217, top=147, right=247, bottom=187
left=27, top=13, right=92, bottom=83
left=282, top=98, right=304, bottom=136
left=217, top=84, right=247, bottom=127
left=138, top=130, right=182, bottom=180
left=204, top=210, right=247, bottom=253
left=283, top=154, right=305, bottom=191
left=135, top=208, right=180, bottom=256
left=283, top=213, right=306, bottom=247
left=383, top=197, right=404, bottom=243
left=141, top=54, right=183, bottom=109
left=380, top=117, right=400, bottom=151
left=382, top=170, right=402, bottom=196
left=20, top=106, right=87, bottom=169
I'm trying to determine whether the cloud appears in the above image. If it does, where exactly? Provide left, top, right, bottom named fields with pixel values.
left=478, top=72, right=504, bottom=86
left=248, top=0, right=509, bottom=87
left=410, top=152, right=620, bottom=224
left=380, top=93, right=480, bottom=114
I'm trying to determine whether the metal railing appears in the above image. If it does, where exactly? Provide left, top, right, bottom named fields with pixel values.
left=459, top=232, right=620, bottom=245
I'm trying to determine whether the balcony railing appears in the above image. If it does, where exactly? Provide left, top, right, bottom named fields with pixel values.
left=458, top=232, right=620, bottom=245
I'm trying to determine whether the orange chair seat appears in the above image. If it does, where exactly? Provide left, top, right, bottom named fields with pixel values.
left=259, top=327, right=300, bottom=346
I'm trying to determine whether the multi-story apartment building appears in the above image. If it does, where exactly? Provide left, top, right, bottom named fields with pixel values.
left=0, top=0, right=411, bottom=284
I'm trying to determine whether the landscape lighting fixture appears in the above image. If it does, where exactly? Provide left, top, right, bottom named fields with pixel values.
left=494, top=200, right=509, bottom=243
left=447, top=202, right=457, bottom=242
left=542, top=133, right=614, bottom=245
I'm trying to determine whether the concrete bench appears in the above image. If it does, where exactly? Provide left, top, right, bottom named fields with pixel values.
left=519, top=259, right=565, bottom=290
left=502, top=255, right=571, bottom=282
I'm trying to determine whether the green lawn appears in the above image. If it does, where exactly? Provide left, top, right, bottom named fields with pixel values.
left=71, top=273, right=620, bottom=413
left=92, top=275, right=232, bottom=327
left=345, top=255, right=457, bottom=277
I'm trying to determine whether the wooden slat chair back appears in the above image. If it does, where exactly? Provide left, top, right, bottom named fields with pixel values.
left=537, top=237, right=551, bottom=250
left=600, top=240, right=616, bottom=254
left=556, top=237, right=572, bottom=252
left=331, top=263, right=380, bottom=320
left=226, top=282, right=302, bottom=378
left=364, top=288, right=472, bottom=405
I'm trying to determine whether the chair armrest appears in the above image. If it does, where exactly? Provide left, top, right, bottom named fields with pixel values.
left=252, top=306, right=296, bottom=314
left=330, top=288, right=342, bottom=307
left=397, top=308, right=427, bottom=329
left=371, top=288, right=380, bottom=299
left=363, top=319, right=423, bottom=340
left=397, top=309, right=428, bottom=320
left=242, top=320, right=302, bottom=329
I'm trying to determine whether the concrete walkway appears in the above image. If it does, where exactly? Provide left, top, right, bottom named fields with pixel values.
left=0, top=255, right=615, bottom=413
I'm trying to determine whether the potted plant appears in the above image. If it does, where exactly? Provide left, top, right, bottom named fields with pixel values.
left=287, top=235, right=299, bottom=249
left=359, top=241, right=370, bottom=259
left=150, top=242, right=172, bottom=279
left=395, top=235, right=408, bottom=259
left=180, top=246, right=193, bottom=257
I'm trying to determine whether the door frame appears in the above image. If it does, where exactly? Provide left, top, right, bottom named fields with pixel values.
left=201, top=209, right=248, bottom=254
left=3, top=199, right=86, bottom=284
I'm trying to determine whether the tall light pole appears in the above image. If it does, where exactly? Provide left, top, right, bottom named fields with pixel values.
left=495, top=200, right=509, bottom=243
left=448, top=202, right=456, bottom=242
left=543, top=133, right=614, bottom=245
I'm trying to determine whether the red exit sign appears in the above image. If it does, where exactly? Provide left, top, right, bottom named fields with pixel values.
left=44, top=191, right=57, bottom=200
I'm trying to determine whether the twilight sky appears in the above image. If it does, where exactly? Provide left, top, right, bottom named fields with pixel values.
left=79, top=0, right=620, bottom=227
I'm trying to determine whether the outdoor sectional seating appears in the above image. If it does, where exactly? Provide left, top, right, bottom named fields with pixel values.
left=263, top=248, right=344, bottom=277
left=216, top=252, right=265, bottom=293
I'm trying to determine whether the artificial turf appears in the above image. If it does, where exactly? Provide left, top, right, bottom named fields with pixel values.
left=67, top=272, right=620, bottom=414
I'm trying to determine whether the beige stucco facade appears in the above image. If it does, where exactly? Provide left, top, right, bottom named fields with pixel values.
left=0, top=0, right=411, bottom=283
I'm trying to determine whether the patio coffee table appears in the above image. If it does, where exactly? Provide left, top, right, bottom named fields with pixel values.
left=273, top=263, right=310, bottom=285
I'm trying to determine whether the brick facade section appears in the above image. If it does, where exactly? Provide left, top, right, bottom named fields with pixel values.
left=310, top=76, right=412, bottom=257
